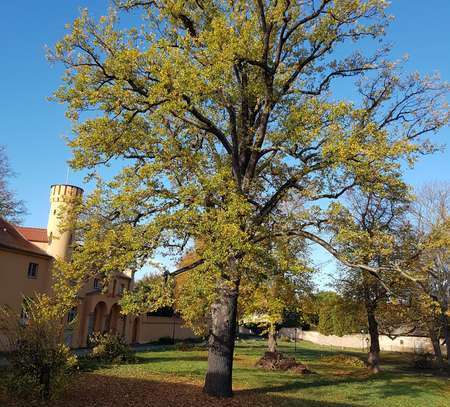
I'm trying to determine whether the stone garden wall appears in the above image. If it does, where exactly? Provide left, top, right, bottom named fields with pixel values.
left=279, top=328, right=445, bottom=354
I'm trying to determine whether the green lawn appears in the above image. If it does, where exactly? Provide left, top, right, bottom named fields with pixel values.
left=2, top=340, right=449, bottom=406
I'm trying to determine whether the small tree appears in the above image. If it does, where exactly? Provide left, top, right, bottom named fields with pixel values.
left=0, top=145, right=26, bottom=223
left=0, top=295, right=77, bottom=402
left=239, top=236, right=313, bottom=353
left=240, top=273, right=311, bottom=353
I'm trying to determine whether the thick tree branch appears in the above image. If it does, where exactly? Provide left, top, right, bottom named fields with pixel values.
left=168, top=259, right=205, bottom=277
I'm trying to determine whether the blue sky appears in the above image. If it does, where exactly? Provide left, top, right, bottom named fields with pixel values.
left=0, top=1, right=449, bottom=282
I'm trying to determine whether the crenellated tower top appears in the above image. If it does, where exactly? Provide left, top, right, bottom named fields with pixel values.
left=50, top=184, right=84, bottom=203
left=47, top=184, right=83, bottom=261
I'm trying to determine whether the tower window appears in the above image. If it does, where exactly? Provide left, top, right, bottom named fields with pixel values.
left=48, top=232, right=53, bottom=245
left=27, top=263, right=38, bottom=279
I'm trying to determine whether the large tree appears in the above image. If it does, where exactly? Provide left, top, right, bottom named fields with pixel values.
left=51, top=0, right=448, bottom=397
left=0, top=145, right=26, bottom=223
left=331, top=184, right=450, bottom=369
left=331, top=187, right=410, bottom=373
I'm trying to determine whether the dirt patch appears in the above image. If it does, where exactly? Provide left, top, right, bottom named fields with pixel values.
left=255, top=351, right=312, bottom=374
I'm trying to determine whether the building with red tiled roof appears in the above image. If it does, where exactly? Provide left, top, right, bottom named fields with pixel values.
left=0, top=217, right=53, bottom=321
left=14, top=226, right=48, bottom=243
left=0, top=219, right=50, bottom=258
left=1, top=184, right=196, bottom=349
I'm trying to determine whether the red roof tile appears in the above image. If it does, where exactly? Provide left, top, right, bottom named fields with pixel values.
left=15, top=226, right=48, bottom=243
left=0, top=218, right=51, bottom=258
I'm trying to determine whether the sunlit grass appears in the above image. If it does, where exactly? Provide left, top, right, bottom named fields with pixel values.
left=83, top=339, right=450, bottom=406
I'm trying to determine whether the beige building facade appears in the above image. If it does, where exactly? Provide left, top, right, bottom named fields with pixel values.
left=0, top=184, right=195, bottom=348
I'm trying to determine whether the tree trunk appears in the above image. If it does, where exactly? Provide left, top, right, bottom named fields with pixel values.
left=440, top=310, right=449, bottom=367
left=428, top=324, right=444, bottom=370
left=366, top=307, right=381, bottom=373
left=267, top=324, right=277, bottom=353
left=362, top=272, right=381, bottom=374
left=40, top=365, right=51, bottom=401
left=203, top=280, right=239, bottom=398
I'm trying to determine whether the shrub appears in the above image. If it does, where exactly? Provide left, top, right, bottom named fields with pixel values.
left=0, top=295, right=78, bottom=402
left=412, top=353, right=437, bottom=370
left=7, top=343, right=77, bottom=402
left=157, top=336, right=174, bottom=345
left=89, top=332, right=135, bottom=363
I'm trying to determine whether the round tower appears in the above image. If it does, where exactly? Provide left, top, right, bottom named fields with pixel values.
left=47, top=184, right=83, bottom=261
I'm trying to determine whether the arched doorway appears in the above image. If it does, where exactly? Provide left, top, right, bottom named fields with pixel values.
left=92, top=301, right=107, bottom=333
left=132, top=317, right=140, bottom=343
left=109, top=304, right=121, bottom=335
